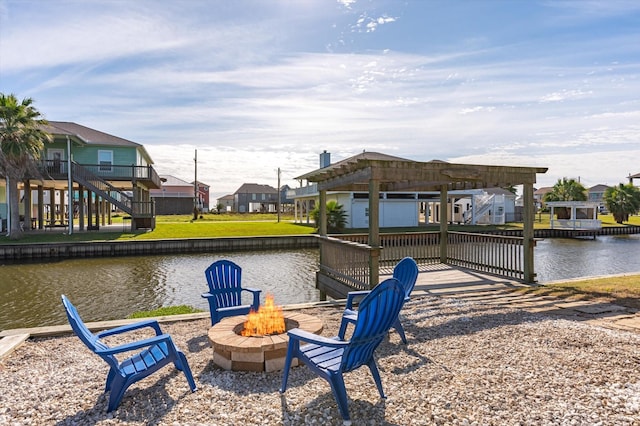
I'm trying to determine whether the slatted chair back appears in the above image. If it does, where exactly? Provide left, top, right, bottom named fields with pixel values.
left=341, top=278, right=406, bottom=372
left=61, top=295, right=197, bottom=412
left=393, top=257, right=419, bottom=300
left=202, top=259, right=262, bottom=325
left=280, top=278, right=406, bottom=423
left=204, top=259, right=243, bottom=308
left=62, top=295, right=118, bottom=370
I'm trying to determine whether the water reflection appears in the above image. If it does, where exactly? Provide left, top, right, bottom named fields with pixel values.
left=535, top=234, right=640, bottom=282
left=0, top=249, right=320, bottom=331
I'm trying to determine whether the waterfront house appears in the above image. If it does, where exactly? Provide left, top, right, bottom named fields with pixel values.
left=216, top=194, right=234, bottom=212
left=150, top=176, right=210, bottom=215
left=533, top=186, right=552, bottom=210
left=233, top=183, right=279, bottom=213
left=587, top=184, right=610, bottom=213
left=0, top=121, right=161, bottom=232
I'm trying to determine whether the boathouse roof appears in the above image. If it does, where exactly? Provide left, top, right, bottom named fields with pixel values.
left=296, top=151, right=548, bottom=192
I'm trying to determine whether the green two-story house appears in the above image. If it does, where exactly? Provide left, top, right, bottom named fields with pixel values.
left=0, top=121, right=161, bottom=232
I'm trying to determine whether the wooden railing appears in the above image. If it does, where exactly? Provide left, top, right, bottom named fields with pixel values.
left=339, top=232, right=441, bottom=271
left=551, top=219, right=602, bottom=230
left=318, top=231, right=526, bottom=296
left=446, top=231, right=525, bottom=280
left=36, top=160, right=156, bottom=218
left=71, top=162, right=133, bottom=213
left=38, top=160, right=162, bottom=188
left=318, top=236, right=372, bottom=291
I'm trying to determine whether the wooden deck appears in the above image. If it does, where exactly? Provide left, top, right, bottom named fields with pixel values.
left=382, top=263, right=532, bottom=298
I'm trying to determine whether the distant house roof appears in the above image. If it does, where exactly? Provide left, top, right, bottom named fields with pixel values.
left=234, top=183, right=278, bottom=194
left=588, top=184, right=610, bottom=193
left=534, top=187, right=553, bottom=196
left=218, top=194, right=234, bottom=202
left=41, top=121, right=154, bottom=164
left=161, top=175, right=193, bottom=187
left=192, top=180, right=210, bottom=189
left=484, top=187, right=516, bottom=197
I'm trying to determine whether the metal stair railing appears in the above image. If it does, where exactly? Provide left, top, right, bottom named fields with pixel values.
left=465, top=193, right=494, bottom=224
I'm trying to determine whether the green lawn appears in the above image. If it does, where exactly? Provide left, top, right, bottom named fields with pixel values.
left=0, top=213, right=315, bottom=244
left=516, top=275, right=640, bottom=310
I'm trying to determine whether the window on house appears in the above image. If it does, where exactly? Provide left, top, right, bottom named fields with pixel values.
left=98, top=150, right=113, bottom=172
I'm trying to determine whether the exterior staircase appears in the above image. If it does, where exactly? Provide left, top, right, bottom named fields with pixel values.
left=38, top=160, right=157, bottom=229
left=465, top=193, right=494, bottom=224
left=71, top=162, right=133, bottom=214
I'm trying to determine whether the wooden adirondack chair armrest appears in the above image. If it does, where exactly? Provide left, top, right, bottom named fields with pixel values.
left=201, top=292, right=214, bottom=299
left=96, top=319, right=163, bottom=338
left=344, top=290, right=371, bottom=310
left=242, top=288, right=261, bottom=309
left=339, top=312, right=358, bottom=325
left=97, top=334, right=175, bottom=356
left=288, top=328, right=349, bottom=348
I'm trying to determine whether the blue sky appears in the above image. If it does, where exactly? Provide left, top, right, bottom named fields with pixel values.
left=1, top=0, right=639, bottom=199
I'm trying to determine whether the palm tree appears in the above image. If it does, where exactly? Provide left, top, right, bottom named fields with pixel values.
left=0, top=93, right=52, bottom=239
left=604, top=183, right=640, bottom=224
left=543, top=177, right=587, bottom=219
left=311, top=200, right=347, bottom=233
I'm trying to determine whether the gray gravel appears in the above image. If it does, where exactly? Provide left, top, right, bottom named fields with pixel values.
left=1, top=296, right=639, bottom=425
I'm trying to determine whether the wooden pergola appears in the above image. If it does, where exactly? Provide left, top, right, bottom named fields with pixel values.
left=297, top=152, right=548, bottom=296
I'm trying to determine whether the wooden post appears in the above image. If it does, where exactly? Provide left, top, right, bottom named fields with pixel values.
left=78, top=185, right=85, bottom=230
left=523, top=183, right=535, bottom=283
left=37, top=185, right=44, bottom=229
left=23, top=180, right=31, bottom=230
left=440, top=185, right=448, bottom=263
left=318, top=189, right=327, bottom=301
left=48, top=188, right=55, bottom=226
left=319, top=190, right=327, bottom=236
left=368, top=179, right=380, bottom=288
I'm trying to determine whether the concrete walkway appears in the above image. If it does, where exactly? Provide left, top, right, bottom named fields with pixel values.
left=408, top=263, right=640, bottom=334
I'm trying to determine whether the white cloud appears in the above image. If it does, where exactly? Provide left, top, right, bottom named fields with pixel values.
left=1, top=0, right=639, bottom=197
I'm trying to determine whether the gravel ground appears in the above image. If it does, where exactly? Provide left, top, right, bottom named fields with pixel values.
left=1, top=296, right=640, bottom=426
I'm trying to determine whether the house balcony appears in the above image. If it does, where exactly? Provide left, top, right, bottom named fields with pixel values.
left=37, top=160, right=162, bottom=189
left=287, top=183, right=318, bottom=198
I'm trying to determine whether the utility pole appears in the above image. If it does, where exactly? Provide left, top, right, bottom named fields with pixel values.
left=277, top=167, right=281, bottom=223
left=193, top=149, right=198, bottom=220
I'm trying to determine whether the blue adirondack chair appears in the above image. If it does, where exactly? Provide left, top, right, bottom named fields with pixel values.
left=338, top=257, right=419, bottom=344
left=61, top=295, right=197, bottom=412
left=201, top=259, right=261, bottom=325
left=280, top=277, right=406, bottom=424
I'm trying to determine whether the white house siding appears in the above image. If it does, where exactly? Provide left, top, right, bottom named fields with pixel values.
left=344, top=194, right=418, bottom=228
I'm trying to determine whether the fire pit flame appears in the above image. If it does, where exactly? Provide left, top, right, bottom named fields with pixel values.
left=240, top=294, right=286, bottom=337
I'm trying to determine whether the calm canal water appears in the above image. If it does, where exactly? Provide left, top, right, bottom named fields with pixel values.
left=1, top=235, right=639, bottom=331
left=0, top=249, right=320, bottom=331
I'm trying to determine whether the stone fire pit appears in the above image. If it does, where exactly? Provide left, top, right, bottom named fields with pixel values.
left=207, top=312, right=323, bottom=372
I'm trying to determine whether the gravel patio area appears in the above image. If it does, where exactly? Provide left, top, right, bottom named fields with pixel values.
left=1, top=296, right=639, bottom=425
